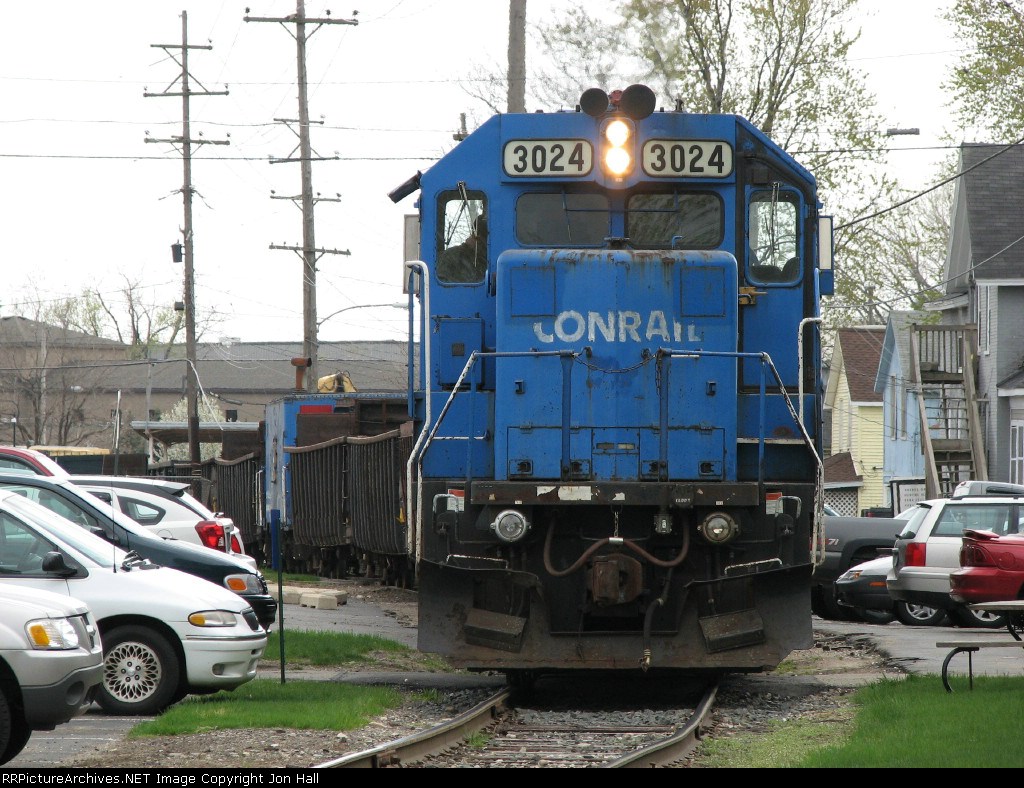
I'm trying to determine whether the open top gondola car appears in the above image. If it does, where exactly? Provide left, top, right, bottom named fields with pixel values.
left=392, top=85, right=831, bottom=682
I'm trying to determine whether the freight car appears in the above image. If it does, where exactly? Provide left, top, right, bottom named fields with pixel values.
left=260, top=392, right=411, bottom=580
left=388, top=84, right=832, bottom=682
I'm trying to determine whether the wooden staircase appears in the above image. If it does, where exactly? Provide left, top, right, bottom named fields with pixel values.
left=909, top=324, right=987, bottom=498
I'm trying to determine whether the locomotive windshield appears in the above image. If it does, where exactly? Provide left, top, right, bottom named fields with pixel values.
left=626, top=191, right=722, bottom=249
left=515, top=192, right=609, bottom=245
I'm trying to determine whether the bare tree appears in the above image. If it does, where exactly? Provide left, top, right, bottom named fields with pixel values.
left=0, top=296, right=121, bottom=446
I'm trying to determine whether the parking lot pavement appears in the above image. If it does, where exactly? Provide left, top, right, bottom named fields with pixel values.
left=815, top=617, right=1024, bottom=678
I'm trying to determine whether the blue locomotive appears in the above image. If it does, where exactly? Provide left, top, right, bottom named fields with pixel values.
left=388, top=84, right=830, bottom=680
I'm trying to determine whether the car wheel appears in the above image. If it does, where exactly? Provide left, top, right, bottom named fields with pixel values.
left=894, top=601, right=947, bottom=626
left=0, top=686, right=31, bottom=766
left=949, top=605, right=1008, bottom=629
left=97, top=625, right=181, bottom=716
left=853, top=607, right=895, bottom=625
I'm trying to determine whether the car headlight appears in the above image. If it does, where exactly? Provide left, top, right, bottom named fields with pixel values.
left=838, top=569, right=863, bottom=582
left=224, top=573, right=262, bottom=594
left=188, top=610, right=237, bottom=627
left=27, top=618, right=80, bottom=650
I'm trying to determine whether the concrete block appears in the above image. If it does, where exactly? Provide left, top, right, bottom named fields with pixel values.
left=281, top=588, right=304, bottom=605
left=300, top=593, right=338, bottom=610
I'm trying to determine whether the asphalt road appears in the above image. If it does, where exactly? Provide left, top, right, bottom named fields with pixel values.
left=8, top=605, right=1024, bottom=769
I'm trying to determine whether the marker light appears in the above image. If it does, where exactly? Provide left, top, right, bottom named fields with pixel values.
left=602, top=119, right=634, bottom=177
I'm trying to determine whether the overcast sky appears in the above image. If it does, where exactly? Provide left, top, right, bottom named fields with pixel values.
left=0, top=0, right=958, bottom=345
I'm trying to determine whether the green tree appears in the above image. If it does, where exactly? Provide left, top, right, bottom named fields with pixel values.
left=945, top=0, right=1024, bottom=142
left=462, top=1, right=950, bottom=324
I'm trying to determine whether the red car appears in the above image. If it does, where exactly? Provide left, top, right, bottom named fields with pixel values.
left=950, top=528, right=1024, bottom=604
left=0, top=446, right=68, bottom=477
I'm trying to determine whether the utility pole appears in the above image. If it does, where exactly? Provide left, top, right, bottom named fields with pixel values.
left=145, top=10, right=229, bottom=476
left=245, top=2, right=357, bottom=392
left=507, top=0, right=527, bottom=113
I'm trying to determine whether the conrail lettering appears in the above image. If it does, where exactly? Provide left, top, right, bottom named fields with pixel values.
left=533, top=309, right=701, bottom=344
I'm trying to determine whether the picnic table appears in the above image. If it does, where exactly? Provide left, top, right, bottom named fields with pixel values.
left=937, top=601, right=1024, bottom=692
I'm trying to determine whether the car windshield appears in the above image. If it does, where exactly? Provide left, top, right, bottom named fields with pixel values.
left=0, top=478, right=158, bottom=541
left=1, top=492, right=127, bottom=568
left=934, top=503, right=1014, bottom=537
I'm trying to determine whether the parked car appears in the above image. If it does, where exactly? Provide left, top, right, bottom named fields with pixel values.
left=0, top=473, right=277, bottom=630
left=950, top=527, right=1024, bottom=605
left=0, top=489, right=267, bottom=716
left=886, top=485, right=1024, bottom=628
left=71, top=476, right=255, bottom=571
left=814, top=504, right=904, bottom=620
left=0, top=446, right=68, bottom=478
left=835, top=554, right=948, bottom=626
left=0, top=585, right=104, bottom=764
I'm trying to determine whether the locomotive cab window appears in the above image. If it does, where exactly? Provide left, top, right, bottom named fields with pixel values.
left=747, top=188, right=800, bottom=284
left=437, top=190, right=488, bottom=284
left=626, top=191, right=722, bottom=249
left=515, top=192, right=609, bottom=246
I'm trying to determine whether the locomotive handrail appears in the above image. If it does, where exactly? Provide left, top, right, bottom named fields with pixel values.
left=659, top=347, right=825, bottom=568
left=408, top=348, right=578, bottom=562
left=404, top=260, right=430, bottom=562
left=797, top=317, right=827, bottom=568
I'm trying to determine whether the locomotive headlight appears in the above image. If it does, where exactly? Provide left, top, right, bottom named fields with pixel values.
left=602, top=118, right=634, bottom=177
left=698, top=511, right=739, bottom=545
left=491, top=509, right=530, bottom=543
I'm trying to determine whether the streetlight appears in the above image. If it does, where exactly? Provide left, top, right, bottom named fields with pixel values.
left=316, top=302, right=408, bottom=330
left=9, top=417, right=15, bottom=446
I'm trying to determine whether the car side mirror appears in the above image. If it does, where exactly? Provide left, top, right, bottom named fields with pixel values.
left=88, top=526, right=113, bottom=543
left=41, top=551, right=77, bottom=577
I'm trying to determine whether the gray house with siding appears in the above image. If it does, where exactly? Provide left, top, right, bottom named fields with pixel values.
left=926, top=143, right=1024, bottom=485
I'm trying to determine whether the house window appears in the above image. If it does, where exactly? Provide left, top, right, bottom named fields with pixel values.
left=1012, top=421, right=1024, bottom=485
left=889, top=375, right=898, bottom=439
left=978, top=286, right=991, bottom=355
left=900, top=381, right=908, bottom=440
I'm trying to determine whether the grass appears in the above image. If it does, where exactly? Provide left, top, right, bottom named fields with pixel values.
left=264, top=629, right=409, bottom=667
left=696, top=675, right=1024, bottom=768
left=130, top=680, right=406, bottom=736
left=127, top=630, right=440, bottom=737
left=127, top=628, right=1024, bottom=767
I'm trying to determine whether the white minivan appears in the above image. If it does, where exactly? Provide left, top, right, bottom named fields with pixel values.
left=0, top=489, right=267, bottom=716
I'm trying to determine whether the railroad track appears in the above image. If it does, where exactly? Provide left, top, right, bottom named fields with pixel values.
left=318, top=677, right=719, bottom=768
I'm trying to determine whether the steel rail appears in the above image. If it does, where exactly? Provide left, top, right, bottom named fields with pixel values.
left=606, top=680, right=719, bottom=768
left=315, top=688, right=512, bottom=768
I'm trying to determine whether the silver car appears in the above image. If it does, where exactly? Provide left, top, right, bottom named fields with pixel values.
left=886, top=486, right=1024, bottom=628
left=0, top=585, right=104, bottom=764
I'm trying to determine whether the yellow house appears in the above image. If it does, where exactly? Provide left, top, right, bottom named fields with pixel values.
left=824, top=327, right=887, bottom=516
